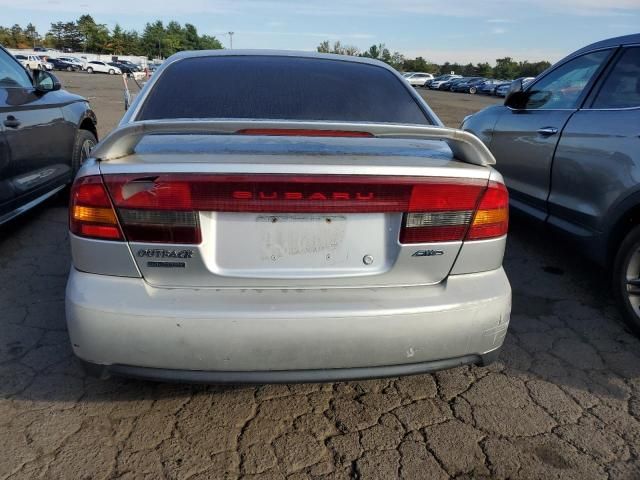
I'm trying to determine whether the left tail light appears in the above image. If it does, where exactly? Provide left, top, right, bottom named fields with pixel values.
left=70, top=176, right=124, bottom=241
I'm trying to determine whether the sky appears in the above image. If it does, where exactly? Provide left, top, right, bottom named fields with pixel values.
left=1, top=0, right=639, bottom=64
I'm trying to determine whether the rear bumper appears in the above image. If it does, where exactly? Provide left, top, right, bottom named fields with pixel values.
left=66, top=267, right=511, bottom=382
left=81, top=350, right=501, bottom=384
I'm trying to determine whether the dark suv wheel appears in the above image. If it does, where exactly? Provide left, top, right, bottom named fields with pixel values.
left=71, top=129, right=98, bottom=173
left=613, top=225, right=640, bottom=335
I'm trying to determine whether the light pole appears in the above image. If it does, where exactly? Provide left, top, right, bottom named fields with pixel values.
left=228, top=31, right=234, bottom=49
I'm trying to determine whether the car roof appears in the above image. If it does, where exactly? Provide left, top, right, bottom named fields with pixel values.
left=565, top=33, right=640, bottom=60
left=164, top=49, right=401, bottom=70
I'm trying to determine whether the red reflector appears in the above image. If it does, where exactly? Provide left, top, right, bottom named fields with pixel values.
left=237, top=129, right=373, bottom=138
left=79, top=224, right=122, bottom=240
left=70, top=176, right=124, bottom=241
left=400, top=225, right=468, bottom=244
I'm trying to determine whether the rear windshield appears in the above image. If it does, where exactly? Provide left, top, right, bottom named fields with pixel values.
left=137, top=56, right=431, bottom=125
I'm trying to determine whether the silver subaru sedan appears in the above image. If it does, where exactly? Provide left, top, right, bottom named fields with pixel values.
left=65, top=50, right=511, bottom=383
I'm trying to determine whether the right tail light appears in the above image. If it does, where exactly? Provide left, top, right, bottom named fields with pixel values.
left=466, top=181, right=509, bottom=240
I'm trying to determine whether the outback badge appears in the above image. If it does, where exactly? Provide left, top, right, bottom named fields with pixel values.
left=137, top=249, right=194, bottom=259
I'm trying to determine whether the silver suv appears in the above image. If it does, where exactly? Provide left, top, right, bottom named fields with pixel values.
left=65, top=51, right=511, bottom=383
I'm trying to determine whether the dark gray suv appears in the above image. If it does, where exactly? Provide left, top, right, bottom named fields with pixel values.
left=462, top=33, right=640, bottom=334
left=0, top=46, right=97, bottom=225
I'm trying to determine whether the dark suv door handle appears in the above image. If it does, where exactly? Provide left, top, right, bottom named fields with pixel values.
left=4, top=116, right=21, bottom=128
left=537, top=127, right=558, bottom=136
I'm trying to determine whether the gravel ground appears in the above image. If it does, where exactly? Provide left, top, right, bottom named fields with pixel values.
left=1, top=73, right=639, bottom=480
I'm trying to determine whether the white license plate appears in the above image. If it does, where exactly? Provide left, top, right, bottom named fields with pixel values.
left=212, top=212, right=388, bottom=277
left=256, top=215, right=347, bottom=263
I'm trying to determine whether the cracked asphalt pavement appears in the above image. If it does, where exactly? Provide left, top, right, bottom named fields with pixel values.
left=1, top=74, right=640, bottom=479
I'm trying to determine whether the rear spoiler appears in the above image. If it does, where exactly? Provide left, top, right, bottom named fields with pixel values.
left=92, top=120, right=496, bottom=167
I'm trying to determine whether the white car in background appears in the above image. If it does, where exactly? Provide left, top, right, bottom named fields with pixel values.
left=14, top=54, right=44, bottom=70
left=86, top=60, right=122, bottom=75
left=58, top=56, right=87, bottom=70
left=429, top=74, right=463, bottom=90
left=404, top=72, right=434, bottom=87
left=37, top=56, right=54, bottom=70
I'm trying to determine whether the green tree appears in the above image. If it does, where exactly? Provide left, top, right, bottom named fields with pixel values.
left=61, top=21, right=83, bottom=50
left=402, top=57, right=438, bottom=74
left=362, top=43, right=383, bottom=60
left=198, top=34, right=223, bottom=50
left=183, top=23, right=199, bottom=50
left=48, top=22, right=65, bottom=49
left=108, top=24, right=125, bottom=54
left=0, top=27, right=12, bottom=47
left=122, top=29, right=141, bottom=55
left=494, top=57, right=519, bottom=79
left=141, top=21, right=166, bottom=58
left=316, top=40, right=360, bottom=56
left=76, top=15, right=109, bottom=52
left=476, top=62, right=493, bottom=77
left=25, top=23, right=38, bottom=48
left=317, top=40, right=330, bottom=53
left=518, top=60, right=551, bottom=77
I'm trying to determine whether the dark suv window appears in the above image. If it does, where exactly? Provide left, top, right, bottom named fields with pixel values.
left=524, top=50, right=610, bottom=110
left=0, top=49, right=32, bottom=88
left=592, top=47, right=640, bottom=109
left=137, top=56, right=431, bottom=124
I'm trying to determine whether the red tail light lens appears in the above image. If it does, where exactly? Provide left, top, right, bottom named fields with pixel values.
left=96, top=174, right=507, bottom=246
left=467, top=181, right=509, bottom=240
left=103, top=174, right=487, bottom=214
left=70, top=176, right=124, bottom=241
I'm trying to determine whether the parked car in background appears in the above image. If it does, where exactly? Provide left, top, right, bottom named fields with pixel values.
left=58, top=56, right=86, bottom=70
left=85, top=60, right=121, bottom=75
left=33, top=46, right=47, bottom=52
left=462, top=33, right=640, bottom=335
left=402, top=72, right=415, bottom=77
left=37, top=56, right=54, bottom=71
left=452, top=77, right=488, bottom=93
left=494, top=82, right=511, bottom=97
left=66, top=50, right=511, bottom=384
left=108, top=62, right=135, bottom=75
left=14, top=54, right=43, bottom=70
left=0, top=45, right=98, bottom=225
left=478, top=79, right=510, bottom=95
left=442, top=77, right=469, bottom=91
left=429, top=74, right=462, bottom=90
left=495, top=77, right=534, bottom=97
left=405, top=72, right=434, bottom=87
left=118, top=59, right=142, bottom=72
left=49, top=58, right=82, bottom=71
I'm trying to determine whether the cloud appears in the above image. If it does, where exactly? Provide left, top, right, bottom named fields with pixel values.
left=7, top=0, right=639, bottom=19
left=491, top=27, right=507, bottom=34
left=242, top=30, right=374, bottom=40
left=486, top=18, right=512, bottom=23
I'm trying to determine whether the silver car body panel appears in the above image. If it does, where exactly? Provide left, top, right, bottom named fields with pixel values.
left=66, top=267, right=511, bottom=372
